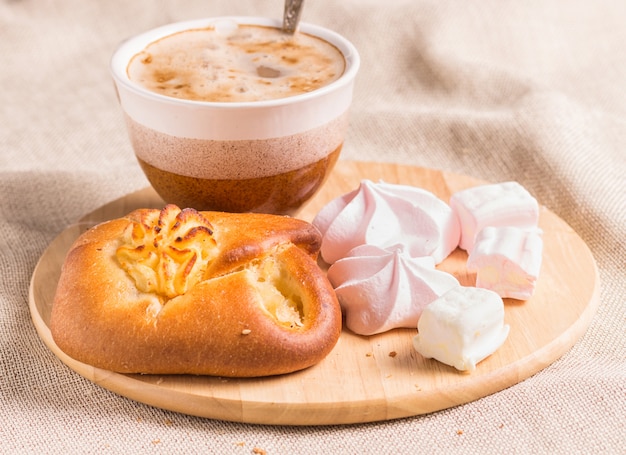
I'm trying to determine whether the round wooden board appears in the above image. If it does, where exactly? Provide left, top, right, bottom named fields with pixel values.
left=29, top=160, right=600, bottom=426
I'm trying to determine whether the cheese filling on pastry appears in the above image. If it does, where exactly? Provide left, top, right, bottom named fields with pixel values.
left=115, top=204, right=306, bottom=328
left=116, top=204, right=219, bottom=300
left=250, top=253, right=305, bottom=329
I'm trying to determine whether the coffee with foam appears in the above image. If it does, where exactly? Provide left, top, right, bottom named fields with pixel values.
left=127, top=22, right=345, bottom=102
left=112, top=17, right=359, bottom=215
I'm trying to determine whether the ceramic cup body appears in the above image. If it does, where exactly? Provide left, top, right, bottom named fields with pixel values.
left=111, top=17, right=359, bottom=215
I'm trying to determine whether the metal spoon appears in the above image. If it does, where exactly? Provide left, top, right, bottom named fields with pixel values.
left=283, top=0, right=304, bottom=34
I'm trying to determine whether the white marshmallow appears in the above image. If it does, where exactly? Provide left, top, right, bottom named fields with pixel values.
left=412, top=286, right=509, bottom=372
left=449, top=181, right=539, bottom=252
left=313, top=179, right=460, bottom=264
left=467, top=226, right=543, bottom=300
left=327, top=244, right=459, bottom=336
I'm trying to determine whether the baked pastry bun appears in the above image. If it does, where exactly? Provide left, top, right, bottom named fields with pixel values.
left=50, top=205, right=342, bottom=377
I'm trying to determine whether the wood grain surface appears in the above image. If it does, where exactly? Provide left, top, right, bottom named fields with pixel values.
left=28, top=161, right=600, bottom=425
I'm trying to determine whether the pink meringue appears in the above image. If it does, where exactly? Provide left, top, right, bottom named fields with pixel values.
left=327, top=244, right=459, bottom=336
left=312, top=179, right=460, bottom=265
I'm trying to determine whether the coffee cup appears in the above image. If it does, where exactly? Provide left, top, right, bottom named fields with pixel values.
left=110, top=16, right=359, bottom=215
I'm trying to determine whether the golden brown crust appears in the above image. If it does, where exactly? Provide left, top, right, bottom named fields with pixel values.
left=50, top=206, right=341, bottom=377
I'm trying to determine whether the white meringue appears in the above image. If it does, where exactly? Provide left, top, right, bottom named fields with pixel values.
left=327, top=244, right=459, bottom=336
left=467, top=226, right=543, bottom=300
left=449, top=181, right=539, bottom=252
left=313, top=179, right=460, bottom=265
left=412, top=286, right=510, bottom=372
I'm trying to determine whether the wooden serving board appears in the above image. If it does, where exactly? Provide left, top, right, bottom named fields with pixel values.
left=29, top=161, right=600, bottom=426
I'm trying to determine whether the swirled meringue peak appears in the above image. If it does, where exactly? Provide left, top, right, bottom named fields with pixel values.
left=312, top=180, right=460, bottom=265
left=327, top=244, right=460, bottom=336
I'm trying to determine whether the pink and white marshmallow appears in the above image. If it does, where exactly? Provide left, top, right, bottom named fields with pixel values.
left=467, top=226, right=543, bottom=300
left=412, top=286, right=510, bottom=372
left=449, top=181, right=539, bottom=252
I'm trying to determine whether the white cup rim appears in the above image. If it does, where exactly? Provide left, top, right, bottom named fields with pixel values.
left=110, top=16, right=360, bottom=109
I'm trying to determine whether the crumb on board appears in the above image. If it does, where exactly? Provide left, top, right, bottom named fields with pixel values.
left=252, top=448, right=267, bottom=455
left=389, top=351, right=397, bottom=357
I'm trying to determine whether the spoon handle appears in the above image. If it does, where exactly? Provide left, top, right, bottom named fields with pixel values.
left=283, top=0, right=305, bottom=34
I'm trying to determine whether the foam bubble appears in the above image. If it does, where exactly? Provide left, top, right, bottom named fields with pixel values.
left=213, top=19, right=238, bottom=36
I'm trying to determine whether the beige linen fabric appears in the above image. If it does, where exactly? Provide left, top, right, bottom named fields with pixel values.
left=1, top=0, right=624, bottom=453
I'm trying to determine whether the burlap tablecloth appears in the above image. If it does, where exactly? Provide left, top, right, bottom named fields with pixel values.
left=1, top=1, right=624, bottom=453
